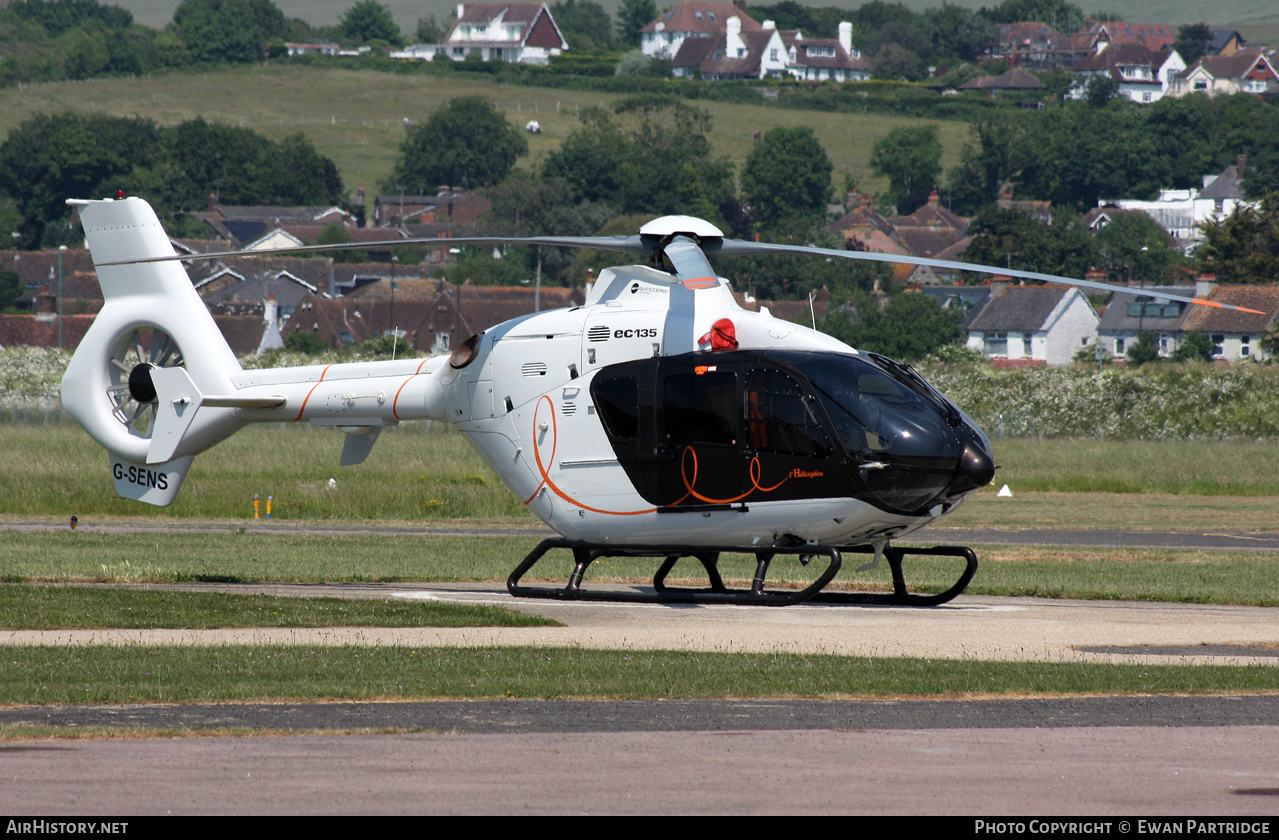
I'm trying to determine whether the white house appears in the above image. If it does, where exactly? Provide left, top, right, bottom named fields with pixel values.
left=1176, top=284, right=1279, bottom=361
left=1107, top=159, right=1257, bottom=252
left=1069, top=41, right=1183, bottom=103
left=436, top=3, right=568, bottom=64
left=1169, top=48, right=1279, bottom=97
left=784, top=22, right=872, bottom=82
left=671, top=16, right=789, bottom=80
left=966, top=285, right=1099, bottom=366
left=1095, top=285, right=1193, bottom=360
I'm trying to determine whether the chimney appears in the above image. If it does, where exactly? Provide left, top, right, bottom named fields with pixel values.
left=838, top=22, right=852, bottom=55
left=762, top=19, right=775, bottom=30
left=928, top=189, right=940, bottom=206
left=208, top=191, right=217, bottom=212
left=1196, top=273, right=1216, bottom=299
left=726, top=16, right=744, bottom=56
left=456, top=4, right=464, bottom=20
left=264, top=294, right=279, bottom=327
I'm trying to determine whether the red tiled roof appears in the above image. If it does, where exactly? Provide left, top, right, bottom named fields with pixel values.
left=643, top=2, right=762, bottom=35
left=0, top=314, right=94, bottom=350
left=283, top=282, right=586, bottom=351
left=675, top=29, right=775, bottom=77
left=1086, top=20, right=1175, bottom=52
left=1180, top=286, right=1279, bottom=334
left=1182, top=49, right=1277, bottom=82
left=997, top=22, right=1063, bottom=46
left=1071, top=40, right=1162, bottom=73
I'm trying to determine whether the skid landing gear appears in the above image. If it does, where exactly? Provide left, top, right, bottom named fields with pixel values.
left=506, top=539, right=977, bottom=607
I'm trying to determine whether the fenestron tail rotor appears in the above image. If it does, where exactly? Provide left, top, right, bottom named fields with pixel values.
left=106, top=327, right=185, bottom=439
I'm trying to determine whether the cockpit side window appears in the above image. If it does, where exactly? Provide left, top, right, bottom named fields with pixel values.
left=663, top=371, right=737, bottom=446
left=746, top=369, right=832, bottom=458
left=592, top=375, right=640, bottom=440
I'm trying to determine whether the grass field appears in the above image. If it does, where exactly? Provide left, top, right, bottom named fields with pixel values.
left=2, top=646, right=1276, bottom=707
left=4, top=423, right=1279, bottom=521
left=0, top=584, right=556, bottom=629
left=0, top=65, right=969, bottom=199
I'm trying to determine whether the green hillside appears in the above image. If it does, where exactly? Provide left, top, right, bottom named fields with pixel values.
left=0, top=64, right=969, bottom=200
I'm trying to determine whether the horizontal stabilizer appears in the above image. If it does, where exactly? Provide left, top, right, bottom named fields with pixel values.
left=148, top=366, right=201, bottom=464
left=148, top=367, right=285, bottom=464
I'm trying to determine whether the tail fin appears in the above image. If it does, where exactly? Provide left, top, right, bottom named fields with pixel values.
left=62, top=197, right=243, bottom=506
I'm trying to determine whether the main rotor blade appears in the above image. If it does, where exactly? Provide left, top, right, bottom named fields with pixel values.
left=714, top=240, right=1265, bottom=315
left=95, top=234, right=653, bottom=267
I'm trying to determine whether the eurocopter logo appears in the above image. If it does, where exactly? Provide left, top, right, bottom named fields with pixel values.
left=629, top=282, right=669, bottom=296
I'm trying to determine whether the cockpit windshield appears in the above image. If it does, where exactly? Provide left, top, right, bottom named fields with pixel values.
left=799, top=353, right=957, bottom=464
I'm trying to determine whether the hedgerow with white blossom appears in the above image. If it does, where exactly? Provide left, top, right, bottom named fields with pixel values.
left=4, top=346, right=1279, bottom=439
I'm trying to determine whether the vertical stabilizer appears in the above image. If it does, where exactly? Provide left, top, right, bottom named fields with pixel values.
left=61, top=197, right=243, bottom=504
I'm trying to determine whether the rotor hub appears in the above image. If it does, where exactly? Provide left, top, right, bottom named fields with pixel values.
left=127, top=362, right=158, bottom=404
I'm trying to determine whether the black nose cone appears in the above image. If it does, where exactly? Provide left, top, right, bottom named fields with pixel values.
left=940, top=426, right=996, bottom=500
left=955, top=441, right=996, bottom=492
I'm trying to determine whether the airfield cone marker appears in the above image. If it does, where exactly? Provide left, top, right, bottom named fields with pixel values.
left=253, top=494, right=260, bottom=519
left=997, top=484, right=1012, bottom=497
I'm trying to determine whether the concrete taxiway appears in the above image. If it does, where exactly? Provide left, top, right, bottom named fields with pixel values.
left=2, top=527, right=1277, bottom=815
left=5, top=585, right=1276, bottom=667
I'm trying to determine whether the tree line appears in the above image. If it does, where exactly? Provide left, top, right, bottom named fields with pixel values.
left=396, top=95, right=889, bottom=303
left=0, top=112, right=341, bottom=248
left=944, top=95, right=1279, bottom=214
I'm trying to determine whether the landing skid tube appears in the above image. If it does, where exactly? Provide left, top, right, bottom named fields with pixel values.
left=506, top=539, right=977, bottom=607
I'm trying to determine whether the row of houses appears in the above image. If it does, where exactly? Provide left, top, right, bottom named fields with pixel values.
left=644, top=5, right=870, bottom=82
left=10, top=244, right=1275, bottom=370
left=0, top=246, right=833, bottom=360
left=1063, top=41, right=1278, bottom=104
left=327, top=2, right=1279, bottom=100
left=921, top=279, right=1279, bottom=366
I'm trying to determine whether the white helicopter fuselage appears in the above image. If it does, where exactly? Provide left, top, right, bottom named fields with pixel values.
left=437, top=266, right=943, bottom=547
left=63, top=197, right=993, bottom=552
left=211, top=264, right=940, bottom=548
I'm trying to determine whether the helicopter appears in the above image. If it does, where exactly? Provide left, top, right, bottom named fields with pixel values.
left=60, top=195, right=1262, bottom=608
